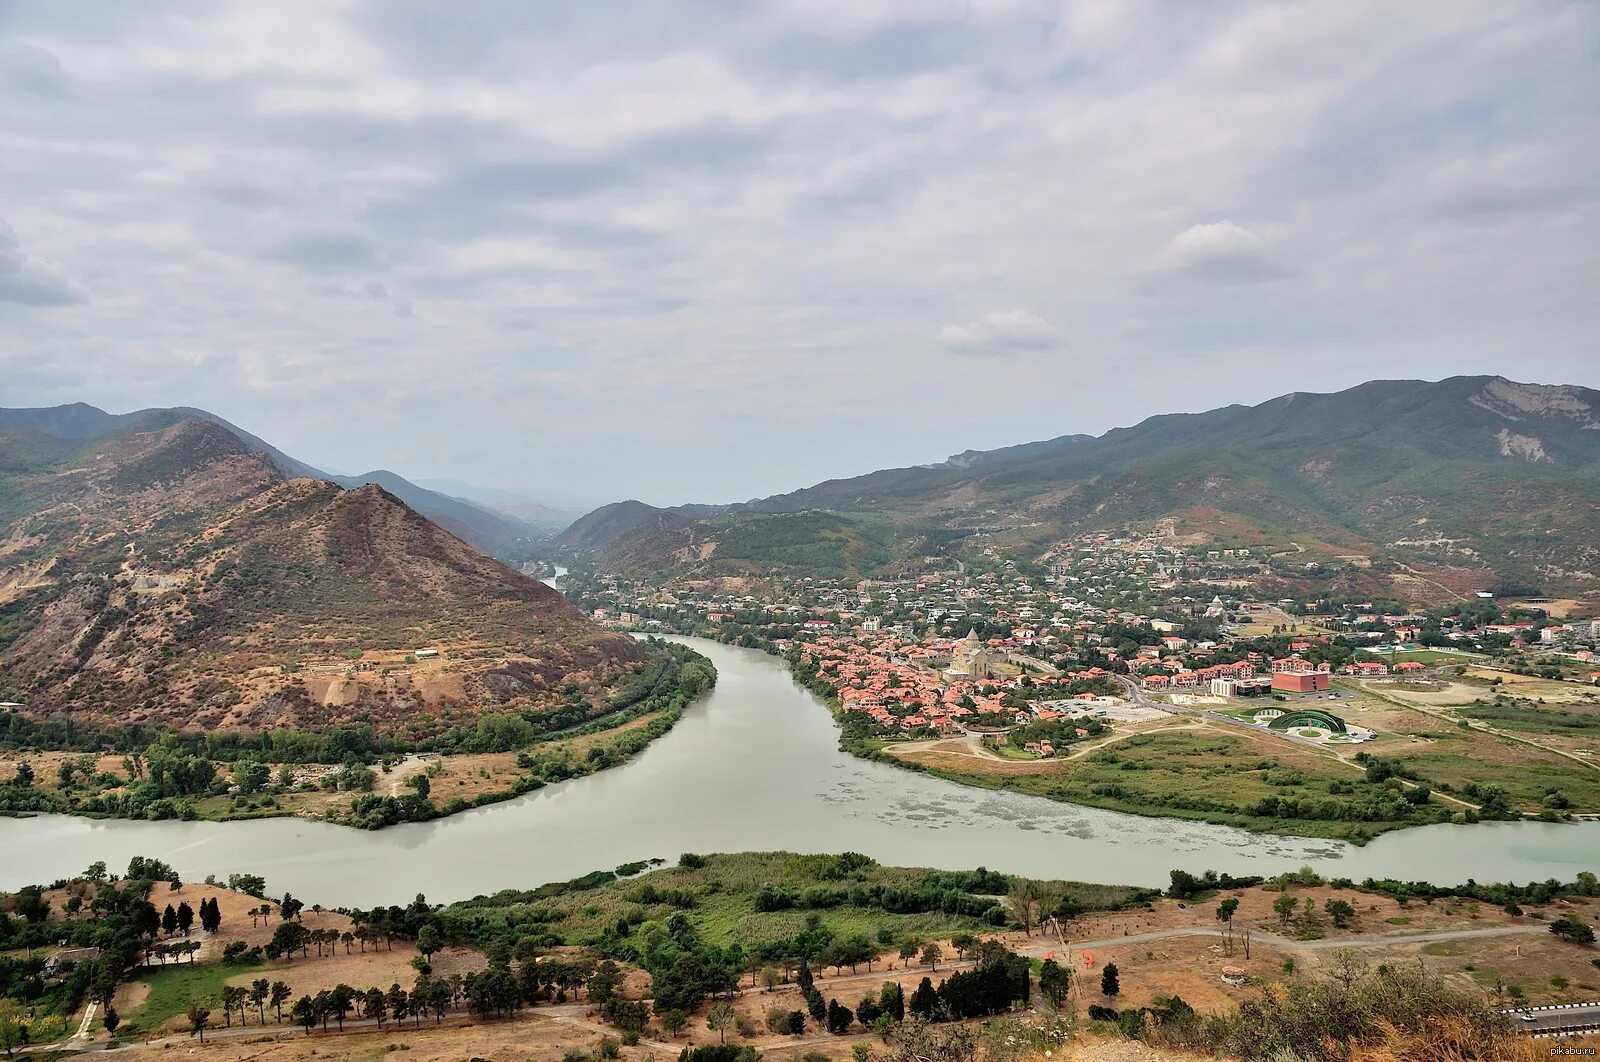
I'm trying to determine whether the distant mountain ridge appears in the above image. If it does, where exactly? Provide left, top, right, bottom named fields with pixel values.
left=559, top=376, right=1600, bottom=599
left=0, top=403, right=538, bottom=556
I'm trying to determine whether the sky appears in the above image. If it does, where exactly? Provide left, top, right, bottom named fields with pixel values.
left=1, top=1, right=1597, bottom=508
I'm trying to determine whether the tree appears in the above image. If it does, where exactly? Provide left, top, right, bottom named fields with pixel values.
left=162, top=904, right=178, bottom=936
left=291, top=996, right=316, bottom=1036
left=186, top=998, right=211, bottom=1042
left=176, top=901, right=194, bottom=935
left=1039, top=958, right=1071, bottom=1009
left=1272, top=893, right=1298, bottom=927
left=898, top=940, right=920, bottom=968
left=1100, top=963, right=1120, bottom=998
left=386, top=983, right=410, bottom=1028
left=13, top=887, right=49, bottom=925
left=235, top=758, right=270, bottom=795
left=908, top=977, right=940, bottom=1021
left=1325, top=899, right=1357, bottom=929
left=706, top=1001, right=736, bottom=1045
left=220, top=986, right=245, bottom=1028
left=250, top=979, right=270, bottom=1024
left=920, top=943, right=942, bottom=971
left=602, top=997, right=649, bottom=1034
left=1216, top=898, right=1239, bottom=924
left=329, top=984, right=356, bottom=1030
left=880, top=981, right=905, bottom=1022
left=826, top=999, right=854, bottom=1035
left=365, top=987, right=387, bottom=1027
left=416, top=924, right=442, bottom=962
left=588, top=959, right=623, bottom=1005
left=102, top=1005, right=120, bottom=1035
left=1550, top=917, right=1597, bottom=945
left=1009, top=878, right=1040, bottom=934
left=0, top=1000, right=22, bottom=1058
left=270, top=981, right=292, bottom=1023
left=659, top=1008, right=689, bottom=1038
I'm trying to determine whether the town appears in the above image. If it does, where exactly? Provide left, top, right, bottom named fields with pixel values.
left=560, top=530, right=1600, bottom=838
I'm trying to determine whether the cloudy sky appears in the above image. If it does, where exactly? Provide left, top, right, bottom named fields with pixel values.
left=2, top=2, right=1596, bottom=507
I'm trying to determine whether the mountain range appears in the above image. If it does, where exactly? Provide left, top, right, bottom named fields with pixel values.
left=0, top=411, right=646, bottom=736
left=0, top=403, right=574, bottom=556
left=556, top=376, right=1600, bottom=600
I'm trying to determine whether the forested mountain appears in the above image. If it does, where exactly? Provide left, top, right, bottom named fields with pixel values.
left=0, top=404, right=539, bottom=557
left=0, top=415, right=647, bottom=735
left=560, top=377, right=1600, bottom=598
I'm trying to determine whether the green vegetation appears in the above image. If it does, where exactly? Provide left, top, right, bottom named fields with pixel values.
left=0, top=857, right=226, bottom=1046
left=429, top=852, right=1153, bottom=955
left=1377, top=741, right=1600, bottom=815
left=1455, top=697, right=1600, bottom=735
left=896, top=730, right=1451, bottom=842
left=116, top=959, right=265, bottom=1039
left=0, top=640, right=716, bottom=830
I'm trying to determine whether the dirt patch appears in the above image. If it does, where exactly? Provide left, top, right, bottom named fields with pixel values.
left=119, top=1013, right=646, bottom=1062
left=226, top=944, right=485, bottom=1000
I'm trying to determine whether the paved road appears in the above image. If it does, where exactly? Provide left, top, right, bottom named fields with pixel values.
left=1503, top=1003, right=1600, bottom=1034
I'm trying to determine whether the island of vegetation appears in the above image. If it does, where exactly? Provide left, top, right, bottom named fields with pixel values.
left=3, top=851, right=1597, bottom=1060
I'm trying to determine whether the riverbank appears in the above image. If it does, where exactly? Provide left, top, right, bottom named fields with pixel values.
left=5, top=637, right=1600, bottom=904
left=0, top=640, right=716, bottom=832
left=664, top=624, right=1579, bottom=846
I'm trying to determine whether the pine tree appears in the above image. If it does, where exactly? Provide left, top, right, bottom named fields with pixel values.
left=1100, top=962, right=1120, bottom=997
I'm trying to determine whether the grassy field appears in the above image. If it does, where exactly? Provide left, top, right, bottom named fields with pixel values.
left=1380, top=727, right=1600, bottom=812
left=438, top=851, right=1152, bottom=953
left=889, top=727, right=1449, bottom=841
left=1455, top=698, right=1600, bottom=735
left=1364, top=648, right=1486, bottom=664
left=116, top=960, right=266, bottom=1039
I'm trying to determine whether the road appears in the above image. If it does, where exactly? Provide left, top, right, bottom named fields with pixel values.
left=1502, top=1002, right=1600, bottom=1034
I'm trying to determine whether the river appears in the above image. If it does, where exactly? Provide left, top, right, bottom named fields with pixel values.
left=3, top=636, right=1595, bottom=906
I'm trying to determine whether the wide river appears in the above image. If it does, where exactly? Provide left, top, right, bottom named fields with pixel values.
left=3, top=636, right=1596, bottom=906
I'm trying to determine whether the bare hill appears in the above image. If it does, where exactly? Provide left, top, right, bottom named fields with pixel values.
left=0, top=417, right=646, bottom=737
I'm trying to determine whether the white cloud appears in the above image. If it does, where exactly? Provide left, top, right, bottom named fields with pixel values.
left=0, top=2, right=1594, bottom=501
left=0, top=221, right=86, bottom=306
left=1155, top=220, right=1288, bottom=283
left=938, top=308, right=1059, bottom=355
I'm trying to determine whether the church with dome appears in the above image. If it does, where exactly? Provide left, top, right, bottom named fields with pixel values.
left=945, top=628, right=1001, bottom=679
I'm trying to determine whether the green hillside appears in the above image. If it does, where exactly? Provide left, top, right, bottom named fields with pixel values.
left=560, top=376, right=1600, bottom=595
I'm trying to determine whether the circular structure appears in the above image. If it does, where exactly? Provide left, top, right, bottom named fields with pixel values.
left=1267, top=708, right=1348, bottom=734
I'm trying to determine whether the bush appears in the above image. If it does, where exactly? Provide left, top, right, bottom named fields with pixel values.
left=1202, top=962, right=1521, bottom=1060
